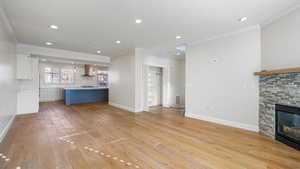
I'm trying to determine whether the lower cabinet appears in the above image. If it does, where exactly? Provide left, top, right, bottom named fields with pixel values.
left=64, top=88, right=108, bottom=105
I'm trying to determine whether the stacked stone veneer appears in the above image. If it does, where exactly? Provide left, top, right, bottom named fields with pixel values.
left=259, top=73, right=300, bottom=138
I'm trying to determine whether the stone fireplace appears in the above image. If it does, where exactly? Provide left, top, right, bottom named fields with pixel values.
left=259, top=73, right=300, bottom=140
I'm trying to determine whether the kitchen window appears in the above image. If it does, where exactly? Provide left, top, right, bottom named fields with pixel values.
left=44, top=67, right=74, bottom=84
left=44, top=67, right=60, bottom=84
left=97, top=70, right=108, bottom=87
left=61, top=69, right=75, bottom=84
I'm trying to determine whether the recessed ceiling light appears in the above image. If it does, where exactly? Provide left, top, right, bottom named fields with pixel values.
left=238, top=17, right=248, bottom=22
left=176, top=36, right=182, bottom=39
left=176, top=52, right=181, bottom=56
left=115, top=40, right=121, bottom=44
left=50, top=25, right=59, bottom=29
left=97, top=50, right=101, bottom=54
left=135, top=19, right=142, bottom=24
left=45, top=42, right=53, bottom=45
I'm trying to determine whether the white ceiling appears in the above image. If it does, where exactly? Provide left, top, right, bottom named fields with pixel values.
left=2, top=0, right=300, bottom=57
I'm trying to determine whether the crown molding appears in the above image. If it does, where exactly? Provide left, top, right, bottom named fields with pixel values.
left=17, top=43, right=111, bottom=64
left=0, top=5, right=18, bottom=43
left=260, top=4, right=300, bottom=28
left=189, top=25, right=260, bottom=47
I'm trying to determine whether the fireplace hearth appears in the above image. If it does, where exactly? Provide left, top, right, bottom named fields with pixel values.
left=275, top=104, right=300, bottom=150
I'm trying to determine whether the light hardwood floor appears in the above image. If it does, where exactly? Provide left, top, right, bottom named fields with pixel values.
left=0, top=102, right=300, bottom=169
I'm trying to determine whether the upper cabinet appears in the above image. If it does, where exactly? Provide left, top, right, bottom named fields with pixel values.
left=16, top=54, right=33, bottom=80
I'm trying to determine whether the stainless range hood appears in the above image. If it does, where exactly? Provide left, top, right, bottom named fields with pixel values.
left=83, top=64, right=95, bottom=77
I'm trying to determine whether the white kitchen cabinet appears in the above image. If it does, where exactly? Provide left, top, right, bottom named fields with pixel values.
left=17, top=58, right=39, bottom=114
left=16, top=54, right=33, bottom=79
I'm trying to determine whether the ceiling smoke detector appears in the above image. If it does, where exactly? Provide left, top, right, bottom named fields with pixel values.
left=50, top=25, right=59, bottom=29
left=135, top=19, right=142, bottom=24
left=238, top=17, right=248, bottom=22
left=45, top=42, right=53, bottom=45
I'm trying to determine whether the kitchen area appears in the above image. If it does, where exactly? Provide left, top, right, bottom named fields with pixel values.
left=15, top=44, right=111, bottom=115
left=39, top=59, right=109, bottom=105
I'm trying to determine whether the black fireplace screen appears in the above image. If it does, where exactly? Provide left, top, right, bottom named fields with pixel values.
left=277, top=111, right=300, bottom=141
left=276, top=104, right=300, bottom=150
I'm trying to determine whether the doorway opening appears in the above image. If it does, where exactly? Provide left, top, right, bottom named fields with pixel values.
left=147, top=66, right=163, bottom=107
left=141, top=45, right=186, bottom=114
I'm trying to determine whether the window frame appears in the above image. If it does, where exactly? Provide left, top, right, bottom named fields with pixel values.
left=60, top=68, right=75, bottom=84
left=44, top=66, right=75, bottom=85
left=96, top=70, right=108, bottom=87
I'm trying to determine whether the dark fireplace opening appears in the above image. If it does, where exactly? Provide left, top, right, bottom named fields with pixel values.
left=275, top=104, right=300, bottom=150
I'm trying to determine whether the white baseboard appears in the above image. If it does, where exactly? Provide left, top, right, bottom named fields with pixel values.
left=0, top=115, right=15, bottom=143
left=171, top=104, right=185, bottom=108
left=17, top=111, right=38, bottom=115
left=185, top=113, right=258, bottom=132
left=133, top=108, right=143, bottom=113
left=109, top=102, right=135, bottom=112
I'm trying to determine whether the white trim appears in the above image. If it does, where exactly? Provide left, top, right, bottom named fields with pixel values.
left=0, top=115, right=15, bottom=143
left=185, top=113, right=259, bottom=132
left=0, top=5, right=18, bottom=43
left=109, top=102, right=135, bottom=112
left=143, top=64, right=170, bottom=111
left=260, top=4, right=300, bottom=28
left=189, top=25, right=260, bottom=47
left=133, top=108, right=144, bottom=113
left=172, top=104, right=185, bottom=109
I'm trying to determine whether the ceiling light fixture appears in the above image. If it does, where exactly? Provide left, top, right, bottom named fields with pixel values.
left=135, top=19, right=142, bottom=24
left=116, top=40, right=121, bottom=44
left=176, top=52, right=181, bottom=56
left=45, top=42, right=53, bottom=45
left=238, top=17, right=248, bottom=22
left=97, top=50, right=101, bottom=54
left=50, top=25, right=59, bottom=29
left=176, top=35, right=182, bottom=39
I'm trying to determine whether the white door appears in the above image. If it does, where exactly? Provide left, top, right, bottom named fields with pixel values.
left=147, top=66, right=162, bottom=107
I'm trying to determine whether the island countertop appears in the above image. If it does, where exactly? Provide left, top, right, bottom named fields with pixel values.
left=64, top=87, right=108, bottom=90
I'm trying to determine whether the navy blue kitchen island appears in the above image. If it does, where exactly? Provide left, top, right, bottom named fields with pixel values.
left=64, top=87, right=108, bottom=105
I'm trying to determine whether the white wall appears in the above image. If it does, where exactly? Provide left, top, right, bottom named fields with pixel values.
left=185, top=27, right=261, bottom=131
left=109, top=55, right=135, bottom=111
left=133, top=49, right=144, bottom=112
left=0, top=6, right=17, bottom=141
left=109, top=48, right=185, bottom=112
left=262, top=8, right=300, bottom=70
left=169, top=59, right=185, bottom=107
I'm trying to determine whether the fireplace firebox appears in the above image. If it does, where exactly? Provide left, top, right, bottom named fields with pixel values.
left=275, top=104, right=300, bottom=150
